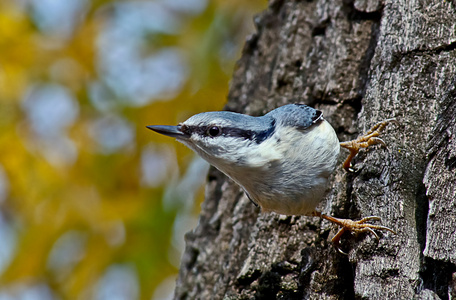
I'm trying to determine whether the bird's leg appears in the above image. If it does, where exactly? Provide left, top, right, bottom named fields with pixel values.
left=312, top=211, right=396, bottom=255
left=340, top=118, right=398, bottom=171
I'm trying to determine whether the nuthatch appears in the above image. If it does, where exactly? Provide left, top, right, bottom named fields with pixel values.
left=147, top=104, right=396, bottom=253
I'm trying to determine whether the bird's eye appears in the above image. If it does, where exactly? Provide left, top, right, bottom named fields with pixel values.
left=207, top=126, right=221, bottom=137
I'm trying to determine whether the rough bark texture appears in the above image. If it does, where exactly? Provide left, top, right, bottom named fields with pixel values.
left=174, top=0, right=456, bottom=299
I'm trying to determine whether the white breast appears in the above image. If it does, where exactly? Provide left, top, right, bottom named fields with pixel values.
left=228, top=120, right=340, bottom=215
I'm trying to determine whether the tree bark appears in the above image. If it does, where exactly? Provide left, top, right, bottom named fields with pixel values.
left=174, top=0, right=456, bottom=299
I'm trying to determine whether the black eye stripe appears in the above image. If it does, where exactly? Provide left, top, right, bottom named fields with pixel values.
left=180, top=124, right=205, bottom=136
left=181, top=122, right=275, bottom=144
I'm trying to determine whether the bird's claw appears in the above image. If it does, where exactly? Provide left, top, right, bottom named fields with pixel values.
left=369, top=137, right=386, bottom=148
left=328, top=215, right=397, bottom=255
left=340, top=118, right=398, bottom=171
left=313, top=212, right=396, bottom=254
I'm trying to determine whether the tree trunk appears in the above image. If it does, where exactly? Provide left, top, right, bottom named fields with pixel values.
left=174, top=0, right=456, bottom=299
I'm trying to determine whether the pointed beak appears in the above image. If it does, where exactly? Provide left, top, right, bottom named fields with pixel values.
left=146, top=125, right=190, bottom=139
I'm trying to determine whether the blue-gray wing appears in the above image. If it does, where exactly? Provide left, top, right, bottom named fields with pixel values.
left=265, top=104, right=323, bottom=129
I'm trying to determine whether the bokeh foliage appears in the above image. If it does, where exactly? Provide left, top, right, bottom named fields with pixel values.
left=0, top=0, right=266, bottom=299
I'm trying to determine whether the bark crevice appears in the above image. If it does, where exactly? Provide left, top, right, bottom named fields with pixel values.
left=419, top=258, right=456, bottom=300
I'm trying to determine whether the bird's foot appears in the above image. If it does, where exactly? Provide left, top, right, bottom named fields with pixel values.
left=340, top=118, right=398, bottom=171
left=313, top=212, right=396, bottom=255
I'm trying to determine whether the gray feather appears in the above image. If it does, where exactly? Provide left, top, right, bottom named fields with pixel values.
left=265, top=104, right=321, bottom=129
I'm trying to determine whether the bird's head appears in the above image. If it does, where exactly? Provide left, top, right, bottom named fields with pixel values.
left=147, top=111, right=276, bottom=168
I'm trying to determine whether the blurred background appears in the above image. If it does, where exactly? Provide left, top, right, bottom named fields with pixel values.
left=0, top=0, right=266, bottom=299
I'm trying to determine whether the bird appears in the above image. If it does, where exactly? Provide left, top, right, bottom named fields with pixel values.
left=147, top=104, right=396, bottom=254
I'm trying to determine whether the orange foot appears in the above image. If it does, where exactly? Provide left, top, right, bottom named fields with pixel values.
left=340, top=118, right=398, bottom=171
left=313, top=212, right=396, bottom=255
